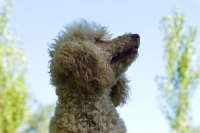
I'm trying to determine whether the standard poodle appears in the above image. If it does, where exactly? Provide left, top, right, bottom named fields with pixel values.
left=48, top=19, right=140, bottom=133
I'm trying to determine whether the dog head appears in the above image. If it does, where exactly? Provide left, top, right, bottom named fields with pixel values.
left=49, top=19, right=140, bottom=94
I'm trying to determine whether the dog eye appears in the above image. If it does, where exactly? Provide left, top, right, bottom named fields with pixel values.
left=95, top=38, right=103, bottom=43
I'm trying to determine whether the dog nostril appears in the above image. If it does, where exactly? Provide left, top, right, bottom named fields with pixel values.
left=131, top=34, right=140, bottom=39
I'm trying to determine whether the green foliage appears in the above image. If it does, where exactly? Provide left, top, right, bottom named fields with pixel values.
left=19, top=104, right=55, bottom=133
left=156, top=8, right=200, bottom=133
left=0, top=1, right=55, bottom=133
left=0, top=0, right=12, bottom=34
left=0, top=0, right=29, bottom=132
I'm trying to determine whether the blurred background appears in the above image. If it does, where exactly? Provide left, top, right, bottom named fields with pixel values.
left=0, top=0, right=200, bottom=133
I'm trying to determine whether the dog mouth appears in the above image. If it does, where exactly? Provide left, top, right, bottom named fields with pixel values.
left=110, top=46, right=139, bottom=64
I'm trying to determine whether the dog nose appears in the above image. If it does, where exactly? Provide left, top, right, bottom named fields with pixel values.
left=131, top=34, right=140, bottom=39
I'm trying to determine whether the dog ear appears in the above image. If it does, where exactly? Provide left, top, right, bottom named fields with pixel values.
left=54, top=41, right=114, bottom=92
left=110, top=75, right=130, bottom=107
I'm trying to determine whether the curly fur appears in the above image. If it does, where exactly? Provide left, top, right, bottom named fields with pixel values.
left=48, top=19, right=140, bottom=133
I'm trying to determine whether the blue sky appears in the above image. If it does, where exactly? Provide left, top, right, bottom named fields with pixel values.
left=8, top=0, right=200, bottom=132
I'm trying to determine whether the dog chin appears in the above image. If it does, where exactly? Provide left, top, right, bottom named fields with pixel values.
left=110, top=48, right=138, bottom=64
